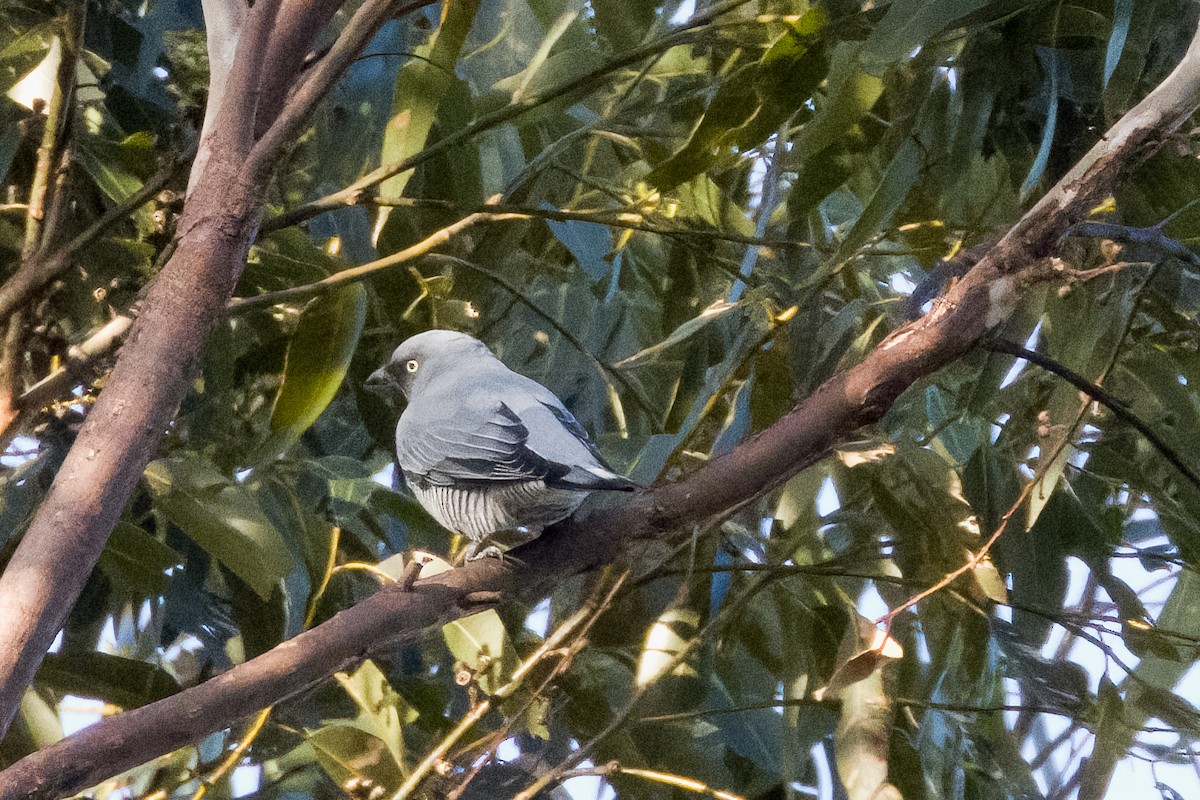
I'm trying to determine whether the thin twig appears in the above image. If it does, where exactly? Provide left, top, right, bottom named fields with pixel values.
left=227, top=211, right=522, bottom=312
left=189, top=708, right=272, bottom=800
left=1061, top=221, right=1200, bottom=267
left=262, top=0, right=757, bottom=233
left=393, top=573, right=627, bottom=800
left=985, top=339, right=1200, bottom=491
left=0, top=6, right=84, bottom=439
left=365, top=196, right=809, bottom=250
left=512, top=572, right=774, bottom=800
left=878, top=481, right=1034, bottom=627
left=618, top=767, right=748, bottom=800
left=0, top=150, right=188, bottom=325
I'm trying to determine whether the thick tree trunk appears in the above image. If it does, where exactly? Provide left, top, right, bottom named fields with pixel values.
left=0, top=156, right=265, bottom=736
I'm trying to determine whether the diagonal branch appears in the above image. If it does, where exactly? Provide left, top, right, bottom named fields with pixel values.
left=984, top=339, right=1200, bottom=490
left=261, top=0, right=755, bottom=233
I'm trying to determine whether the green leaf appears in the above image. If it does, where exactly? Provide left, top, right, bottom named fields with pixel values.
left=144, top=456, right=293, bottom=599
left=334, top=659, right=416, bottom=767
left=543, top=208, right=612, bottom=282
left=443, top=609, right=519, bottom=695
left=1019, top=47, right=1060, bottom=202
left=265, top=284, right=368, bottom=456
left=830, top=137, right=923, bottom=267
left=792, top=47, right=883, bottom=163
left=858, top=0, right=994, bottom=75
left=308, top=724, right=404, bottom=790
left=37, top=652, right=180, bottom=708
left=647, top=10, right=829, bottom=189
left=1078, top=677, right=1129, bottom=799
left=374, top=0, right=480, bottom=237
left=73, top=131, right=157, bottom=202
left=97, top=521, right=182, bottom=595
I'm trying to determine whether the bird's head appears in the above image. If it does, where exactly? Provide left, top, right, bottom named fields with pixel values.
left=366, top=329, right=495, bottom=401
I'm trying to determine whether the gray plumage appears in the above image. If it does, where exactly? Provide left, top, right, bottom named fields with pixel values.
left=366, top=330, right=636, bottom=557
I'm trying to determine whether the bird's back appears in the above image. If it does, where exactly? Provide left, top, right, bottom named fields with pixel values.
left=388, top=342, right=635, bottom=550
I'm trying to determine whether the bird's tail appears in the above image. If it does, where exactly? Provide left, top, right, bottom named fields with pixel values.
left=555, top=465, right=640, bottom=492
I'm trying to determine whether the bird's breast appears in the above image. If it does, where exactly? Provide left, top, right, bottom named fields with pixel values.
left=406, top=477, right=587, bottom=542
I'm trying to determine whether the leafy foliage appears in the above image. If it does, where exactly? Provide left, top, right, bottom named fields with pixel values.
left=3, top=0, right=1200, bottom=798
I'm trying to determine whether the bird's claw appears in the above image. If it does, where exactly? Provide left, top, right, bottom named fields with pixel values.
left=463, top=542, right=505, bottom=562
left=462, top=542, right=525, bottom=566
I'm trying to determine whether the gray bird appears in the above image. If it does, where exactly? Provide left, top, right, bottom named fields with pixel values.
left=366, top=330, right=637, bottom=559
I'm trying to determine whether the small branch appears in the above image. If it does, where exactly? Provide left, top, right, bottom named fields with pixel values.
left=192, top=0, right=249, bottom=195
left=14, top=314, right=134, bottom=415
left=21, top=12, right=81, bottom=254
left=985, top=339, right=1200, bottom=491
left=366, top=196, right=810, bottom=250
left=247, top=0, right=438, bottom=185
left=617, top=767, right=748, bottom=800
left=879, top=474, right=1034, bottom=627
left=1061, top=220, right=1200, bottom=267
left=0, top=316, right=26, bottom=436
left=227, top=210, right=521, bottom=311
left=640, top=696, right=1100, bottom=725
left=261, top=0, right=755, bottom=232
left=0, top=4, right=84, bottom=439
left=512, top=574, right=770, bottom=800
left=0, top=152, right=188, bottom=325
left=393, top=575, right=625, bottom=800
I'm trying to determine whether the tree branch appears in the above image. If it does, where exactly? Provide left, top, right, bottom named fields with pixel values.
left=984, top=339, right=1200, bottom=490
left=260, top=0, right=754, bottom=233
left=365, top=195, right=811, bottom=250
left=188, top=0, right=246, bottom=195
left=247, top=0, right=439, bottom=185
left=227, top=209, right=522, bottom=311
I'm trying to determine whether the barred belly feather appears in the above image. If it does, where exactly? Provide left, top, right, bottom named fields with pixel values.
left=411, top=480, right=587, bottom=543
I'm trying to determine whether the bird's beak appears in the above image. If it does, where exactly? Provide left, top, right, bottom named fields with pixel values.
left=365, top=366, right=394, bottom=396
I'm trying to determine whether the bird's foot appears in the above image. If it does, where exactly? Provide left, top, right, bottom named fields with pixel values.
left=465, top=543, right=505, bottom=561
left=462, top=542, right=526, bottom=566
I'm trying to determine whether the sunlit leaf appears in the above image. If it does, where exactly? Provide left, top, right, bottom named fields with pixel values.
left=265, top=284, right=368, bottom=456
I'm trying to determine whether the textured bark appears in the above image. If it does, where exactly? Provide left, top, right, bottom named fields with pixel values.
left=0, top=156, right=265, bottom=738
left=0, top=0, right=432, bottom=742
left=3, top=18, right=1200, bottom=797
left=0, top=0, right=286, bottom=737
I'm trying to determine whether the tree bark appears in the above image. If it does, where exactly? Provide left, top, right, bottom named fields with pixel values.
left=0, top=0, right=435, bottom=741
left=0, top=0, right=287, bottom=738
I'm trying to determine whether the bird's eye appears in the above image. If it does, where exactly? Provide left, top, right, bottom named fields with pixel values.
left=405, top=359, right=419, bottom=373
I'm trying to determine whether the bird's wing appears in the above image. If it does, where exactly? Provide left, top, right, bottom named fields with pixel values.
left=514, top=395, right=639, bottom=492
left=396, top=401, right=567, bottom=487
